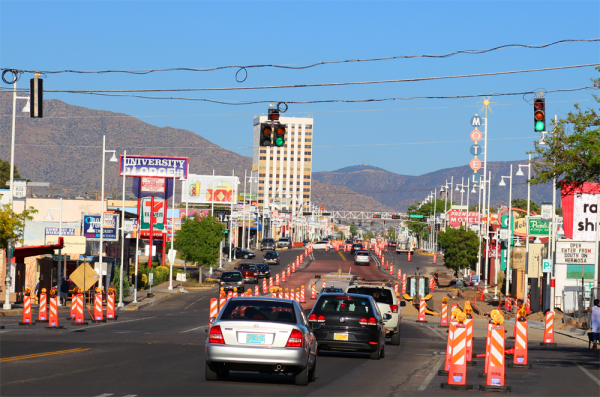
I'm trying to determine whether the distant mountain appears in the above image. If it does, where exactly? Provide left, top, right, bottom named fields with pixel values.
left=331, top=164, right=399, bottom=174
left=311, top=180, right=396, bottom=212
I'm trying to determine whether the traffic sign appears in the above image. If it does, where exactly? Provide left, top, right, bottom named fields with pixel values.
left=409, top=214, right=424, bottom=219
left=470, top=115, right=483, bottom=127
left=499, top=227, right=509, bottom=241
left=470, top=275, right=480, bottom=284
left=542, top=259, right=552, bottom=273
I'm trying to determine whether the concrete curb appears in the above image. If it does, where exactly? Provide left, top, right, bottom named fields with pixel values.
left=0, top=309, right=23, bottom=317
left=124, top=292, right=173, bottom=311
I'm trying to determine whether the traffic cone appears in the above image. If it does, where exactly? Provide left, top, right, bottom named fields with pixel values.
left=325, top=244, right=329, bottom=252
left=402, top=273, right=407, bottom=294
left=429, top=277, right=435, bottom=293
left=397, top=269, right=402, bottom=280
left=311, top=283, right=316, bottom=299
left=68, top=293, right=77, bottom=320
left=72, top=291, right=88, bottom=325
left=300, top=255, right=303, bottom=264
left=540, top=311, right=557, bottom=346
left=322, top=279, right=326, bottom=289
left=255, top=285, right=259, bottom=296
left=263, top=279, right=268, bottom=294
left=282, top=270, right=286, bottom=283
left=408, top=251, right=411, bottom=261
left=209, top=298, right=218, bottom=328
left=92, top=289, right=106, bottom=323
left=417, top=299, right=427, bottom=323
left=440, top=299, right=449, bottom=327
left=433, top=254, right=437, bottom=264
left=479, top=321, right=511, bottom=392
left=19, top=289, right=35, bottom=326
left=300, top=286, right=306, bottom=303
left=45, top=292, right=64, bottom=330
left=38, top=290, right=48, bottom=323
left=106, top=288, right=117, bottom=320
left=385, top=261, right=389, bottom=270
left=389, top=263, right=394, bottom=275
left=509, top=312, right=532, bottom=368
left=304, top=249, right=308, bottom=258
left=394, top=282, right=399, bottom=296
left=465, top=315, right=476, bottom=366
left=441, top=313, right=473, bottom=390
left=285, top=289, right=290, bottom=300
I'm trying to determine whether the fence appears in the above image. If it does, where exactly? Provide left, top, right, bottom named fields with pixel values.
left=563, top=286, right=597, bottom=326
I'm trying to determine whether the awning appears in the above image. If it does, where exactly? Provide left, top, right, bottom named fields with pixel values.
left=13, top=237, right=64, bottom=259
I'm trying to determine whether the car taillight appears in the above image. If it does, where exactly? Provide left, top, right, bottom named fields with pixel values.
left=317, top=315, right=325, bottom=323
left=209, top=325, right=225, bottom=344
left=390, top=304, right=398, bottom=313
left=308, top=314, right=317, bottom=322
left=359, top=318, right=368, bottom=325
left=286, top=329, right=303, bottom=347
left=368, top=317, right=377, bottom=325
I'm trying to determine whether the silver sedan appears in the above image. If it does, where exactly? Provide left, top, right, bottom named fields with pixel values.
left=205, top=297, right=318, bottom=386
left=354, top=250, right=371, bottom=265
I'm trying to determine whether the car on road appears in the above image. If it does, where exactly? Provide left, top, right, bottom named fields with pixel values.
left=261, top=238, right=276, bottom=251
left=319, top=287, right=344, bottom=295
left=277, top=237, right=292, bottom=249
left=354, top=250, right=371, bottom=266
left=351, top=243, right=363, bottom=254
left=302, top=239, right=311, bottom=246
left=312, top=241, right=333, bottom=250
left=205, top=297, right=318, bottom=386
left=308, top=292, right=387, bottom=360
left=219, top=271, right=244, bottom=292
left=222, top=246, right=256, bottom=260
left=388, top=240, right=397, bottom=248
left=236, top=263, right=259, bottom=284
left=256, top=263, right=271, bottom=279
left=345, top=282, right=405, bottom=345
left=263, top=250, right=280, bottom=265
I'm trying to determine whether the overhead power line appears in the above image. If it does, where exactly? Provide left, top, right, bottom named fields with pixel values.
left=3, top=38, right=598, bottom=77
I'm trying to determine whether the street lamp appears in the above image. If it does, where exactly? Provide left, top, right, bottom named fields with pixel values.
left=241, top=170, right=258, bottom=250
left=516, top=154, right=532, bottom=296
left=44, top=198, right=63, bottom=306
left=499, top=165, right=513, bottom=300
left=99, top=135, right=117, bottom=291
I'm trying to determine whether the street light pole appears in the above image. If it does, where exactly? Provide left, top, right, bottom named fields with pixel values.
left=118, top=151, right=127, bottom=307
left=242, top=170, right=247, bottom=250
left=98, top=135, right=117, bottom=291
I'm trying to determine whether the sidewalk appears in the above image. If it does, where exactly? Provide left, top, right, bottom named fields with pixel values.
left=120, top=280, right=186, bottom=311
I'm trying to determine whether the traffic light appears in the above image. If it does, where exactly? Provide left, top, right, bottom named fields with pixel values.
left=391, top=214, right=400, bottom=219
left=30, top=77, right=43, bottom=118
left=274, top=124, right=286, bottom=147
left=224, top=229, right=229, bottom=236
left=373, top=214, right=381, bottom=219
left=268, top=108, right=280, bottom=121
left=534, top=98, right=545, bottom=132
left=260, top=123, right=273, bottom=146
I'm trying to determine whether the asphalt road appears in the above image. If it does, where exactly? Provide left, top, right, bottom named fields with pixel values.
left=1, top=248, right=599, bottom=396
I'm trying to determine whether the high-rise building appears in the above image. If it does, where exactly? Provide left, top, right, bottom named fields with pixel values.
left=252, top=116, right=313, bottom=214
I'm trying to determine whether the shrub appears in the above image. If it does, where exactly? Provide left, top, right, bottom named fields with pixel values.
left=139, top=273, right=148, bottom=290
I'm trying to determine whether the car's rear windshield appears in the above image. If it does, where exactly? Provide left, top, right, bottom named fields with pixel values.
left=221, top=300, right=296, bottom=323
left=239, top=264, right=256, bottom=270
left=346, top=287, right=393, bottom=305
left=355, top=251, right=369, bottom=256
left=278, top=238, right=290, bottom=241
left=222, top=273, right=242, bottom=281
left=256, top=264, right=269, bottom=269
left=316, top=296, right=374, bottom=314
left=265, top=252, right=278, bottom=258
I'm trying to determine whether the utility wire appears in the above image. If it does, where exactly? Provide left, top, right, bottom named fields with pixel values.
left=3, top=38, right=598, bottom=76
left=41, top=63, right=600, bottom=93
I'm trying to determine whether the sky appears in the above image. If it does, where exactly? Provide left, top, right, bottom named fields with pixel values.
left=1, top=1, right=599, bottom=177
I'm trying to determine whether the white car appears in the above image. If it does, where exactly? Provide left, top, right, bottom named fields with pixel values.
left=312, top=241, right=333, bottom=250
left=354, top=250, right=371, bottom=265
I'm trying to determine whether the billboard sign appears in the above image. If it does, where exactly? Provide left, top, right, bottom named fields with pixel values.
left=529, top=217, right=550, bottom=235
left=140, top=197, right=164, bottom=238
left=446, top=209, right=480, bottom=228
left=182, top=174, right=239, bottom=204
left=83, top=214, right=119, bottom=241
left=45, top=227, right=76, bottom=236
left=119, top=155, right=188, bottom=179
left=572, top=193, right=599, bottom=241
left=556, top=241, right=596, bottom=265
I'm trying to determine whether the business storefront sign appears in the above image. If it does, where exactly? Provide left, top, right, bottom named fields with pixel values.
left=83, top=214, right=118, bottom=241
left=446, top=209, right=480, bottom=228
left=141, top=177, right=166, bottom=193
left=529, top=217, right=550, bottom=235
left=45, top=236, right=87, bottom=255
left=140, top=197, right=164, bottom=238
left=556, top=241, right=596, bottom=265
left=182, top=174, right=239, bottom=204
left=45, top=227, right=76, bottom=236
left=119, top=155, right=188, bottom=179
left=486, top=243, right=500, bottom=258
left=572, top=193, right=599, bottom=241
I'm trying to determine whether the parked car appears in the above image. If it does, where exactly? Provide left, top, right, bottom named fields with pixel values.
left=319, top=287, right=344, bottom=295
left=219, top=271, right=244, bottom=292
left=277, top=237, right=292, bottom=249
left=236, top=263, right=258, bottom=284
left=308, top=292, right=387, bottom=359
left=351, top=243, right=363, bottom=254
left=222, top=246, right=256, bottom=260
left=205, top=297, right=318, bottom=385
left=312, top=241, right=333, bottom=250
left=263, top=250, right=280, bottom=265
left=354, top=250, right=371, bottom=266
left=261, top=238, right=276, bottom=251
left=256, top=263, right=271, bottom=279
left=345, top=282, right=406, bottom=345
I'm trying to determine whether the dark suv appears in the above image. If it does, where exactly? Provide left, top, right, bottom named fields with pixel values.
left=261, top=238, right=276, bottom=251
left=263, top=250, right=280, bottom=265
left=219, top=271, right=244, bottom=292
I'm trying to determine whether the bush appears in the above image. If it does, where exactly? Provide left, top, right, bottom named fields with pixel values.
left=139, top=273, right=148, bottom=290
left=112, top=266, right=130, bottom=299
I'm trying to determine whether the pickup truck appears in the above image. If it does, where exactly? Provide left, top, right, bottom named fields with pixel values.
left=396, top=240, right=412, bottom=255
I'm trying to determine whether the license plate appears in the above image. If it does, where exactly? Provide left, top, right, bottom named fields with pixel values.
left=334, top=333, right=348, bottom=341
left=246, top=334, right=266, bottom=344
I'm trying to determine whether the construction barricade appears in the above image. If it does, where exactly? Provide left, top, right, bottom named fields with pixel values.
left=92, top=288, right=106, bottom=323
left=417, top=299, right=427, bottom=323
left=540, top=310, right=557, bottom=346
left=440, top=298, right=449, bottom=327
left=441, top=311, right=472, bottom=390
left=19, top=289, right=36, bottom=326
left=311, top=283, right=316, bottom=299
left=45, top=290, right=64, bottom=330
left=72, top=290, right=88, bottom=326
left=38, top=289, right=48, bottom=323
left=479, top=314, right=511, bottom=392
left=209, top=298, right=218, bottom=328
left=508, top=308, right=532, bottom=368
left=106, top=288, right=117, bottom=320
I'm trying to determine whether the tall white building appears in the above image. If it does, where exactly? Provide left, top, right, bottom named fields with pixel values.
left=252, top=116, right=314, bottom=214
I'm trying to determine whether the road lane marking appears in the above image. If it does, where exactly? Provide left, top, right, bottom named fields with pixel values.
left=69, top=316, right=155, bottom=332
left=94, top=394, right=114, bottom=397
left=338, top=251, right=346, bottom=261
left=573, top=361, right=600, bottom=386
left=180, top=325, right=209, bottom=333
left=425, top=325, right=447, bottom=340
left=1, top=348, right=91, bottom=362
left=184, top=296, right=206, bottom=310
left=417, top=356, right=444, bottom=391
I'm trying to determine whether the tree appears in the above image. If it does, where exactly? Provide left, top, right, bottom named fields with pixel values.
left=0, top=157, right=21, bottom=189
left=406, top=199, right=451, bottom=241
left=437, top=227, right=479, bottom=273
left=174, top=214, right=225, bottom=267
left=0, top=204, right=37, bottom=249
left=349, top=224, right=357, bottom=237
left=530, top=68, right=600, bottom=190
left=387, top=227, right=397, bottom=241
left=112, top=265, right=129, bottom=299
left=511, top=199, right=540, bottom=215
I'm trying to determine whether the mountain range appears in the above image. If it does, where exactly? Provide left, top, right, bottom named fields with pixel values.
left=0, top=93, right=555, bottom=212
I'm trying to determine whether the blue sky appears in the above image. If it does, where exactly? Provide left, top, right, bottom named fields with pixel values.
left=2, top=1, right=598, bottom=176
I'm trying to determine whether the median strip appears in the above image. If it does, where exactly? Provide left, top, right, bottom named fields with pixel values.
left=1, top=348, right=91, bottom=362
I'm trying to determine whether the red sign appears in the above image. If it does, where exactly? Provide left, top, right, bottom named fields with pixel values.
left=486, top=243, right=500, bottom=258
left=447, top=209, right=480, bottom=228
left=320, top=206, right=324, bottom=211
left=141, top=177, right=165, bottom=193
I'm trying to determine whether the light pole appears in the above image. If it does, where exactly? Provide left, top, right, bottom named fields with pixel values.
left=117, top=150, right=129, bottom=307
left=43, top=198, right=63, bottom=305
left=499, top=165, right=513, bottom=299
left=99, top=135, right=118, bottom=290
left=516, top=153, right=532, bottom=296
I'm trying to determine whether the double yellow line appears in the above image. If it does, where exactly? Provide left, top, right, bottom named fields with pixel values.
left=338, top=251, right=346, bottom=261
left=1, top=348, right=91, bottom=362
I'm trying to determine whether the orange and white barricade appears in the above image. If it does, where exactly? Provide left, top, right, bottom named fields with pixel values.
left=401, top=273, right=407, bottom=294
left=438, top=321, right=455, bottom=376
left=275, top=274, right=280, bottom=286
left=441, top=314, right=472, bottom=390
left=408, top=251, right=411, bottom=261
left=69, top=293, right=77, bottom=320
left=300, top=286, right=306, bottom=303
left=209, top=298, right=218, bottom=328
left=389, top=264, right=394, bottom=276
left=284, top=289, right=290, bottom=300
left=311, top=283, right=316, bottom=299
left=277, top=289, right=283, bottom=299
left=385, top=261, right=389, bottom=270
left=322, top=279, right=326, bottom=289
left=304, top=249, right=308, bottom=258
left=93, top=290, right=105, bottom=323
left=106, top=289, right=117, bottom=320
left=19, top=290, right=35, bottom=325
left=526, top=295, right=531, bottom=315
left=219, top=295, right=227, bottom=312
left=282, top=270, right=286, bottom=283
left=287, top=266, right=291, bottom=277
left=73, top=292, right=87, bottom=325
left=479, top=323, right=510, bottom=392
left=268, top=277, right=273, bottom=290
left=504, top=295, right=512, bottom=311
left=433, top=254, right=437, bottom=264
left=263, top=279, right=268, bottom=294
left=394, top=282, right=399, bottom=296
left=233, top=289, right=238, bottom=298
left=38, top=290, right=48, bottom=322
left=541, top=311, right=557, bottom=346
left=255, top=285, right=259, bottom=296
left=45, top=292, right=64, bottom=329
left=417, top=299, right=427, bottom=323
left=292, top=264, right=296, bottom=274
left=397, top=269, right=401, bottom=280
left=300, top=254, right=304, bottom=263
left=271, top=291, right=277, bottom=298
left=509, top=314, right=532, bottom=368
left=227, top=291, right=233, bottom=300
left=296, top=257, right=300, bottom=268
left=451, top=303, right=458, bottom=313
left=440, top=300, right=449, bottom=327
left=325, top=244, right=329, bottom=252
left=480, top=321, right=494, bottom=378
left=465, top=315, right=475, bottom=365
left=296, top=289, right=301, bottom=303
left=290, top=289, right=295, bottom=301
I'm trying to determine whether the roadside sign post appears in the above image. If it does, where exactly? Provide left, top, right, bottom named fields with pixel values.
left=168, top=249, right=177, bottom=290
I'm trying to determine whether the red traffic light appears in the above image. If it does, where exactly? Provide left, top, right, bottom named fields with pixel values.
left=268, top=109, right=280, bottom=121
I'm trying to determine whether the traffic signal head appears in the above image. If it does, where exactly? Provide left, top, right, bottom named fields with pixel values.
left=373, top=214, right=381, bottom=219
left=274, top=124, right=286, bottom=147
left=391, top=215, right=400, bottom=219
left=268, top=108, right=280, bottom=121
left=224, top=229, right=229, bottom=236
left=260, top=123, right=273, bottom=146
left=534, top=98, right=545, bottom=132
left=30, top=77, right=43, bottom=118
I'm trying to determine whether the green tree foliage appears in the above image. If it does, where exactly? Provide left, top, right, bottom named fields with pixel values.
left=174, top=214, right=224, bottom=267
left=364, top=231, right=375, bottom=239
left=0, top=204, right=38, bottom=249
left=0, top=158, right=21, bottom=189
left=387, top=227, right=397, bottom=241
left=437, top=227, right=479, bottom=273
left=530, top=68, right=600, bottom=190
left=406, top=199, right=450, bottom=241
left=511, top=199, right=541, bottom=216
left=349, top=224, right=357, bottom=237
left=112, top=265, right=130, bottom=298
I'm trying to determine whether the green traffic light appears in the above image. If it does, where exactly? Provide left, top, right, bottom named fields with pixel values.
left=275, top=137, right=284, bottom=146
left=535, top=121, right=545, bottom=132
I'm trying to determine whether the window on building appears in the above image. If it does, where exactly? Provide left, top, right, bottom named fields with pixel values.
left=306, top=125, right=312, bottom=129
left=297, top=157, right=301, bottom=161
left=260, top=149, right=266, bottom=153
left=258, top=200, right=264, bottom=203
left=259, top=156, right=266, bottom=160
left=304, top=175, right=311, bottom=179
left=305, top=145, right=311, bottom=149
left=305, top=139, right=312, bottom=142
left=303, top=188, right=310, bottom=192
left=305, top=131, right=312, bottom=136
left=303, top=182, right=310, bottom=185
left=303, top=194, right=310, bottom=198
left=259, top=174, right=265, bottom=178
